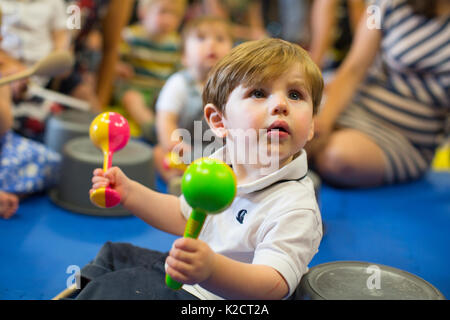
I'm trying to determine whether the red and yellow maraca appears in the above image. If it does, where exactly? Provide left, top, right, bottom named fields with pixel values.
left=162, top=151, right=188, bottom=171
left=89, top=112, right=130, bottom=208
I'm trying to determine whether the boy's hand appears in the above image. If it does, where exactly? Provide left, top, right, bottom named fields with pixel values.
left=166, top=238, right=215, bottom=285
left=116, top=61, right=135, bottom=79
left=90, top=167, right=131, bottom=205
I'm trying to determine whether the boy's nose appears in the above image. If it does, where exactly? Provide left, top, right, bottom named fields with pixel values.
left=270, top=94, right=289, bottom=116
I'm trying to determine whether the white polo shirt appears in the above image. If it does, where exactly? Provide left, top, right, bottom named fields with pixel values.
left=179, top=147, right=323, bottom=299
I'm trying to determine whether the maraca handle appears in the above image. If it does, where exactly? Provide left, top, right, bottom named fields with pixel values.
left=166, top=209, right=207, bottom=290
left=103, top=150, right=112, bottom=172
left=90, top=149, right=121, bottom=208
left=184, top=209, right=207, bottom=238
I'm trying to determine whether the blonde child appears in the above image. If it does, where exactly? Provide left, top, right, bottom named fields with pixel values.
left=79, top=38, right=323, bottom=300
left=153, top=17, right=233, bottom=184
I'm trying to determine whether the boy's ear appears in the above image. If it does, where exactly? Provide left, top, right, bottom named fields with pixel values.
left=204, top=103, right=227, bottom=138
left=307, top=119, right=314, bottom=141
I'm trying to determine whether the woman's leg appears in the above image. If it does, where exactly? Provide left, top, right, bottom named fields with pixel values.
left=313, top=129, right=387, bottom=188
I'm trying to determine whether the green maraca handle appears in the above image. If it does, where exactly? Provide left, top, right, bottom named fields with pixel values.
left=166, top=209, right=207, bottom=290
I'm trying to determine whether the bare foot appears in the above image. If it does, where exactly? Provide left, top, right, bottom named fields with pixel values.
left=0, top=191, right=19, bottom=219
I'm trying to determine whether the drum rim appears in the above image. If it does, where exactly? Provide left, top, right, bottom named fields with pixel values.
left=62, top=137, right=153, bottom=164
left=304, top=261, right=445, bottom=300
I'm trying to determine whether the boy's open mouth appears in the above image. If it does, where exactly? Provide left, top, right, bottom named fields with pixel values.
left=267, top=120, right=290, bottom=139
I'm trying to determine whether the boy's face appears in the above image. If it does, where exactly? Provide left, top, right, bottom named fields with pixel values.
left=142, top=1, right=184, bottom=37
left=217, top=64, right=314, bottom=164
left=182, top=22, right=233, bottom=76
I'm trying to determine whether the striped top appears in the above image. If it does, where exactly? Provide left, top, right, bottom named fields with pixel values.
left=119, top=24, right=181, bottom=89
left=352, top=0, right=449, bottom=151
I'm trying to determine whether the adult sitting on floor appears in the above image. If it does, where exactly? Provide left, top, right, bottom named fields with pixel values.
left=306, top=0, right=450, bottom=187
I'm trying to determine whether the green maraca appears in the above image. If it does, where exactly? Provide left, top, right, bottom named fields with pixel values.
left=166, top=157, right=237, bottom=290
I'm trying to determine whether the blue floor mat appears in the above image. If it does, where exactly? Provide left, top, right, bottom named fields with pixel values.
left=1, top=171, right=449, bottom=299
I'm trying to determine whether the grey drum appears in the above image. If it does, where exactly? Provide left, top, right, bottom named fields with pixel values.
left=50, top=137, right=155, bottom=216
left=295, top=261, right=445, bottom=300
left=44, top=110, right=96, bottom=154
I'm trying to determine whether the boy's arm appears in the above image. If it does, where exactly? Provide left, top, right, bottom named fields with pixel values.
left=167, top=237, right=289, bottom=299
left=93, top=167, right=187, bottom=236
left=123, top=180, right=187, bottom=236
left=166, top=206, right=321, bottom=299
left=203, top=254, right=289, bottom=300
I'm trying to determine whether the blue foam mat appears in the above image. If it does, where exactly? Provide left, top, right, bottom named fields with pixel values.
left=0, top=171, right=449, bottom=299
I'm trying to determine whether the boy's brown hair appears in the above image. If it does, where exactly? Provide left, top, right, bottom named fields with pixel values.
left=180, top=16, right=233, bottom=54
left=203, top=38, right=323, bottom=115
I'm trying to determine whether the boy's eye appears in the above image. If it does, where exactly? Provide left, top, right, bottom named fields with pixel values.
left=250, top=89, right=266, bottom=99
left=289, top=90, right=303, bottom=100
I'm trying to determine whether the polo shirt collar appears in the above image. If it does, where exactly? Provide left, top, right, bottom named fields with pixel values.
left=209, top=147, right=309, bottom=195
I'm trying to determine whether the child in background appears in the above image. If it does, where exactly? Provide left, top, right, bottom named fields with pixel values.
left=116, top=0, right=187, bottom=143
left=77, top=38, right=323, bottom=300
left=153, top=17, right=233, bottom=184
left=0, top=47, right=61, bottom=219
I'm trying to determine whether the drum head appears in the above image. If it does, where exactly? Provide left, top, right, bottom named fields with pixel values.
left=297, top=261, right=445, bottom=300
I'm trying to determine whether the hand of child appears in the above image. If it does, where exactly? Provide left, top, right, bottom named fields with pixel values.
left=167, top=141, right=191, bottom=172
left=90, top=167, right=132, bottom=205
left=116, top=61, right=135, bottom=79
left=166, top=238, right=216, bottom=285
left=0, top=191, right=19, bottom=219
left=170, top=141, right=191, bottom=157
